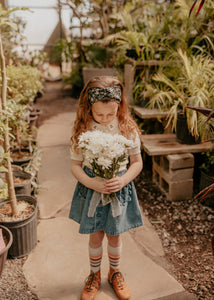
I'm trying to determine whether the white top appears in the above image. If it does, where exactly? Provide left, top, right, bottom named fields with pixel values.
left=70, top=118, right=141, bottom=171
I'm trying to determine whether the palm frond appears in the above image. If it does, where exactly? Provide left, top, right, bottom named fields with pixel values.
left=117, top=11, right=134, bottom=31
left=153, top=72, right=181, bottom=95
left=189, top=0, right=206, bottom=16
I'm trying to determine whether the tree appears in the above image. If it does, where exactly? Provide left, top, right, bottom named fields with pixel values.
left=0, top=7, right=26, bottom=215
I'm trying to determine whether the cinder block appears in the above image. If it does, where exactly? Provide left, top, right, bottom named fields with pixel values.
left=165, top=179, right=193, bottom=201
left=152, top=153, right=194, bottom=201
left=153, top=158, right=193, bottom=181
left=153, top=169, right=193, bottom=201
left=165, top=153, right=194, bottom=170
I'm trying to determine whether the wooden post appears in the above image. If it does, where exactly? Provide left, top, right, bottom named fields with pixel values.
left=124, top=63, right=135, bottom=105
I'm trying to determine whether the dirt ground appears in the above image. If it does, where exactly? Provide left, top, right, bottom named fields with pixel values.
left=135, top=162, right=214, bottom=300
left=0, top=81, right=213, bottom=299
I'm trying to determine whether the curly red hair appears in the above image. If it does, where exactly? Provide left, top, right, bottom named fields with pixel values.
left=71, top=76, right=141, bottom=150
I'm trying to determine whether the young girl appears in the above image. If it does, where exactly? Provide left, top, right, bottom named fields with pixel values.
left=69, top=76, right=143, bottom=300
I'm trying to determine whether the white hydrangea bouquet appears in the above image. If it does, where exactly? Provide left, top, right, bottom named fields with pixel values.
left=78, top=130, right=134, bottom=205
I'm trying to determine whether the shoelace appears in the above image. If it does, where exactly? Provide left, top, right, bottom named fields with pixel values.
left=111, top=272, right=125, bottom=290
left=85, top=273, right=98, bottom=291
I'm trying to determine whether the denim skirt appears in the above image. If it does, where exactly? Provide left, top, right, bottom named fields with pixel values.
left=69, top=167, right=143, bottom=236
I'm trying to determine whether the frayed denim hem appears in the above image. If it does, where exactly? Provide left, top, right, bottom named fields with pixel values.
left=69, top=219, right=143, bottom=236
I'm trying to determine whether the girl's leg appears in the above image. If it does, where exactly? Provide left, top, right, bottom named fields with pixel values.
left=89, top=230, right=105, bottom=273
left=106, top=234, right=131, bottom=300
left=81, top=230, right=104, bottom=300
left=106, top=234, right=122, bottom=271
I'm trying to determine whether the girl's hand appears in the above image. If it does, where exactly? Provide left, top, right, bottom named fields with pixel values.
left=89, top=177, right=109, bottom=194
left=105, top=177, right=125, bottom=193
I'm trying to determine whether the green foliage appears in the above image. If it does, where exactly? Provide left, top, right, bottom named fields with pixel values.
left=83, top=43, right=111, bottom=68
left=6, top=65, right=44, bottom=105
left=63, top=63, right=83, bottom=97
left=146, top=49, right=214, bottom=141
left=50, top=38, right=74, bottom=64
left=200, top=151, right=214, bottom=175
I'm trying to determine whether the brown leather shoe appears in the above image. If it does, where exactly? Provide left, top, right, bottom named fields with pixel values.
left=81, top=270, right=101, bottom=300
left=108, top=268, right=131, bottom=300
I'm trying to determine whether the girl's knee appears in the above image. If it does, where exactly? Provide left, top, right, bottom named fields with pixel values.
left=106, top=234, right=121, bottom=247
left=89, top=230, right=105, bottom=248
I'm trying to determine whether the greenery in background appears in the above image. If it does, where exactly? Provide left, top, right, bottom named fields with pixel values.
left=6, top=65, right=44, bottom=105
left=59, top=0, right=214, bottom=102
left=0, top=65, right=44, bottom=152
left=0, top=6, right=45, bottom=214
left=63, top=63, right=83, bottom=97
left=50, top=38, right=74, bottom=64
left=146, top=49, right=214, bottom=141
left=199, top=151, right=214, bottom=176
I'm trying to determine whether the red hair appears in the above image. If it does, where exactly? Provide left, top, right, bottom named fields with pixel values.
left=71, top=76, right=141, bottom=150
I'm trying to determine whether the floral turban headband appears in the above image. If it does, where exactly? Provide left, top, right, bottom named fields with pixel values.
left=88, top=86, right=122, bottom=105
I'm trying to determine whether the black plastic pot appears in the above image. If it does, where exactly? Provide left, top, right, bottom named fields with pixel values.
left=126, top=49, right=138, bottom=60
left=0, top=225, right=13, bottom=277
left=11, top=148, right=33, bottom=166
left=176, top=113, right=200, bottom=144
left=29, top=115, right=38, bottom=127
left=13, top=169, right=32, bottom=196
left=0, top=195, right=37, bottom=258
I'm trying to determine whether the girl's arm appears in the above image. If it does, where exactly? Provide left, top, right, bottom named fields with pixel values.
left=105, top=153, right=142, bottom=193
left=71, top=160, right=108, bottom=194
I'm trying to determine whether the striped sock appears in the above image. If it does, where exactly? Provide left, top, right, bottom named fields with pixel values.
left=107, top=244, right=122, bottom=270
left=89, top=245, right=103, bottom=273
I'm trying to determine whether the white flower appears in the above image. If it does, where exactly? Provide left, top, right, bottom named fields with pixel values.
left=78, top=130, right=134, bottom=180
left=97, top=157, right=112, bottom=169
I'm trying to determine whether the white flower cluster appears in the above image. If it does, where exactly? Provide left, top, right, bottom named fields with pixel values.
left=78, top=130, right=133, bottom=171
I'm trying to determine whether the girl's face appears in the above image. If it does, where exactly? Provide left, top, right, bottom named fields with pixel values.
left=91, top=101, right=119, bottom=125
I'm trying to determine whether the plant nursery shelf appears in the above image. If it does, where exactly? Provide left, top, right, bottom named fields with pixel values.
left=141, top=134, right=213, bottom=156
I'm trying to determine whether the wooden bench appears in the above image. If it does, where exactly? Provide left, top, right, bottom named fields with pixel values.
left=132, top=106, right=168, bottom=119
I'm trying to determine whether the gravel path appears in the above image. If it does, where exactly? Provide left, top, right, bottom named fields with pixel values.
left=0, top=257, right=38, bottom=300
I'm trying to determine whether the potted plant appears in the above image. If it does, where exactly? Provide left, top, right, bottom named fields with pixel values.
left=146, top=49, right=214, bottom=143
left=0, top=225, right=13, bottom=276
left=0, top=8, right=37, bottom=258
left=5, top=64, right=43, bottom=160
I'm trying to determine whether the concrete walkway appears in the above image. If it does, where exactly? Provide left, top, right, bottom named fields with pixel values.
left=23, top=82, right=196, bottom=300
